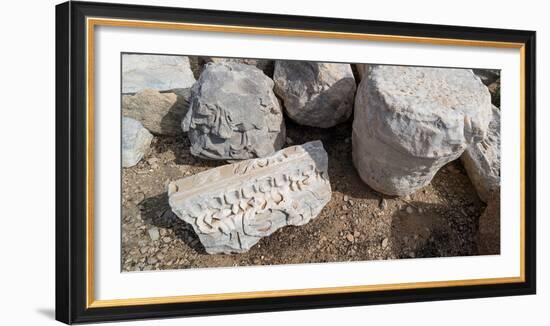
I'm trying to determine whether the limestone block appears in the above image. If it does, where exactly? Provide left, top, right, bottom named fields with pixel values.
left=273, top=61, right=356, bottom=128
left=183, top=62, right=285, bottom=160
left=461, top=105, right=500, bottom=202
left=168, top=141, right=331, bottom=254
left=122, top=117, right=153, bottom=167
left=352, top=65, right=492, bottom=196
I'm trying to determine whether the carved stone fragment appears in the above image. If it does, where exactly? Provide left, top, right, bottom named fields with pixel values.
left=353, top=65, right=492, bottom=196
left=122, top=88, right=191, bottom=135
left=183, top=62, right=285, bottom=160
left=167, top=141, right=332, bottom=254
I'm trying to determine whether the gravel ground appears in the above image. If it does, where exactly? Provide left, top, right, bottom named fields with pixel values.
left=121, top=119, right=490, bottom=272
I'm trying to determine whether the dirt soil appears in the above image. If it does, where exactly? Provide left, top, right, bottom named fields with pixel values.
left=121, top=120, right=488, bottom=272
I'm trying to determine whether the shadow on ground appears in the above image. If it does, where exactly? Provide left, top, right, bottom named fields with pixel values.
left=139, top=192, right=206, bottom=254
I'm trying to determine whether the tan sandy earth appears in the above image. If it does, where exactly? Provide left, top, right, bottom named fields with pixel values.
left=121, top=119, right=488, bottom=272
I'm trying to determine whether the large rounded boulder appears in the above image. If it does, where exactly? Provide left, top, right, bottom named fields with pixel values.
left=352, top=65, right=492, bottom=196
left=273, top=61, right=356, bottom=128
left=183, top=62, right=285, bottom=160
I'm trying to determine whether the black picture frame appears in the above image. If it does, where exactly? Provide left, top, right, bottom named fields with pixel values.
left=56, top=1, right=536, bottom=324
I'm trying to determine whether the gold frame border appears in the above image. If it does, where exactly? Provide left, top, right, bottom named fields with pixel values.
left=85, top=17, right=526, bottom=309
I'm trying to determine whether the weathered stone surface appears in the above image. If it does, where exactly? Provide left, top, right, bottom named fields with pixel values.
left=473, top=69, right=500, bottom=86
left=355, top=64, right=368, bottom=81
left=487, top=78, right=501, bottom=107
left=473, top=69, right=501, bottom=106
left=167, top=141, right=332, bottom=254
left=122, top=54, right=196, bottom=94
left=201, top=57, right=274, bottom=76
left=477, top=189, right=500, bottom=255
left=183, top=62, right=285, bottom=160
left=461, top=105, right=500, bottom=202
left=122, top=117, right=153, bottom=167
left=122, top=88, right=191, bottom=135
left=273, top=61, right=356, bottom=128
left=353, top=65, right=492, bottom=196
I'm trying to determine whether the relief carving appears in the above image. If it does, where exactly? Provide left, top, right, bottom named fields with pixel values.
left=168, top=141, right=331, bottom=254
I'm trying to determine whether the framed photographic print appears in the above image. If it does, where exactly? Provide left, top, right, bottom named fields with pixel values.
left=55, top=1, right=536, bottom=324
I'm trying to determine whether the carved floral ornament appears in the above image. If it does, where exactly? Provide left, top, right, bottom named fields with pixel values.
left=168, top=141, right=332, bottom=253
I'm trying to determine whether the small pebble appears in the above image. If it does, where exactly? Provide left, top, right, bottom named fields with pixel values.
left=343, top=195, right=349, bottom=202
left=346, top=234, right=354, bottom=242
left=147, top=227, right=160, bottom=241
left=406, top=206, right=414, bottom=214
left=381, top=238, right=389, bottom=248
left=342, top=205, right=348, bottom=211
left=418, top=208, right=424, bottom=214
left=162, top=236, right=171, bottom=243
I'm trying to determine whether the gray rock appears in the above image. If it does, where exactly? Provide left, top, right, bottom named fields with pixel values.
left=168, top=141, right=332, bottom=254
left=461, top=105, right=500, bottom=202
left=477, top=189, right=500, bottom=255
left=183, top=62, right=285, bottom=160
left=487, top=79, right=501, bottom=107
left=122, top=117, right=153, bottom=167
left=274, top=61, right=356, bottom=128
left=122, top=54, right=196, bottom=94
left=201, top=57, right=274, bottom=76
left=379, top=198, right=387, bottom=210
left=122, top=88, right=191, bottom=135
left=353, top=65, right=492, bottom=196
left=473, top=69, right=500, bottom=86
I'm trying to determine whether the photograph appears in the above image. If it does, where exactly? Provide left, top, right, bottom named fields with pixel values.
left=51, top=1, right=537, bottom=323
left=120, top=53, right=501, bottom=272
